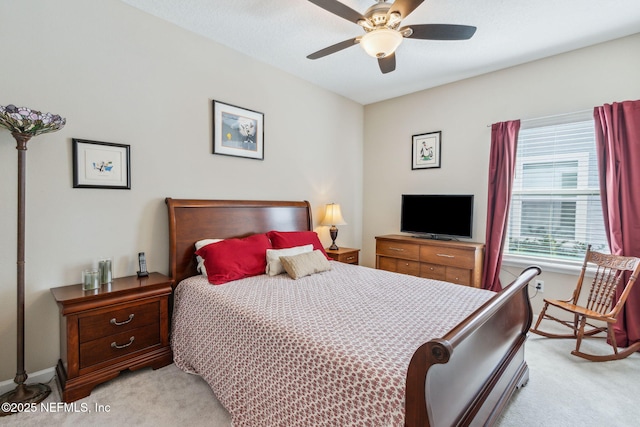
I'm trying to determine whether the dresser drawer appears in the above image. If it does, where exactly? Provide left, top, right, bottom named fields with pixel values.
left=378, top=256, right=398, bottom=272
left=378, top=256, right=420, bottom=276
left=79, top=301, right=160, bottom=343
left=420, top=246, right=475, bottom=269
left=420, top=263, right=446, bottom=281
left=445, top=267, right=472, bottom=286
left=396, top=259, right=420, bottom=276
left=79, top=323, right=161, bottom=369
left=377, top=240, right=419, bottom=260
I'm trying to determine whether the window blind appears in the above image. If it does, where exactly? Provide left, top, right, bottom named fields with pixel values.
left=505, top=112, right=609, bottom=261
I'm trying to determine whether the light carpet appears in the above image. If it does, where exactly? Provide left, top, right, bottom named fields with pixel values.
left=3, top=325, right=639, bottom=426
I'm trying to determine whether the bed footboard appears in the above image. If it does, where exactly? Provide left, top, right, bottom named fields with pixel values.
left=405, top=266, right=540, bottom=427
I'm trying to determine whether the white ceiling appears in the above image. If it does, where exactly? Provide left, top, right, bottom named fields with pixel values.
left=121, top=0, right=640, bottom=105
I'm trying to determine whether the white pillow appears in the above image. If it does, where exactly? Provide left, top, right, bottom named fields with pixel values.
left=195, top=239, right=223, bottom=276
left=265, top=244, right=313, bottom=276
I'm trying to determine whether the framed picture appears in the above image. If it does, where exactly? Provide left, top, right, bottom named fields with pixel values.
left=72, top=139, right=131, bottom=189
left=212, top=100, right=264, bottom=160
left=412, top=131, right=441, bottom=170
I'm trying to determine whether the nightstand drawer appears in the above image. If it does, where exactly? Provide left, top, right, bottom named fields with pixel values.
left=79, top=301, right=160, bottom=343
left=346, top=253, right=358, bottom=264
left=325, top=247, right=360, bottom=265
left=332, top=251, right=359, bottom=264
left=79, top=323, right=161, bottom=369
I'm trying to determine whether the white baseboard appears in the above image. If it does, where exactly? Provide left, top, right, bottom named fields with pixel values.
left=0, top=367, right=56, bottom=395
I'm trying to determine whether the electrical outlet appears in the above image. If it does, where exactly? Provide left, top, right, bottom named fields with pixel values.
left=535, top=280, right=544, bottom=292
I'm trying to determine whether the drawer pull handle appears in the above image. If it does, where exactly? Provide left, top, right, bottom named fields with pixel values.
left=346, top=256, right=355, bottom=260
left=111, top=336, right=135, bottom=349
left=389, top=247, right=404, bottom=252
left=110, top=314, right=135, bottom=326
left=436, top=253, right=455, bottom=258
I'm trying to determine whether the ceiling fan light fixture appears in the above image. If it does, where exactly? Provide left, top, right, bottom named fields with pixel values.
left=360, top=28, right=402, bottom=58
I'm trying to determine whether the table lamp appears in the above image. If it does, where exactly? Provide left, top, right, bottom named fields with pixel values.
left=321, top=203, right=347, bottom=250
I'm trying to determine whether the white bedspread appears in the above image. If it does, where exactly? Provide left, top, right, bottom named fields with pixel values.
left=171, top=262, right=495, bottom=426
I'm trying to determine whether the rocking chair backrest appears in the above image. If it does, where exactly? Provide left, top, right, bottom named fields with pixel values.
left=581, top=247, right=640, bottom=317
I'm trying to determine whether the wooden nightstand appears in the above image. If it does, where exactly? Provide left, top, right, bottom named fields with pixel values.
left=50, top=272, right=173, bottom=402
left=325, top=247, right=360, bottom=265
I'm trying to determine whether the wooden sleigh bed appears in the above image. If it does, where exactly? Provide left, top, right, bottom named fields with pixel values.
left=165, top=198, right=540, bottom=427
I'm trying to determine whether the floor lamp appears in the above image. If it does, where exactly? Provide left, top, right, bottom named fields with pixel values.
left=0, top=105, right=66, bottom=415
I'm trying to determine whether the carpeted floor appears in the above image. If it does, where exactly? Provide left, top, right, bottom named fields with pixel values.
left=495, top=328, right=640, bottom=426
left=3, top=323, right=639, bottom=426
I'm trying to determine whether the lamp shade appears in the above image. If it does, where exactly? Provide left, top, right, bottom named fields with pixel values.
left=360, top=28, right=403, bottom=58
left=321, top=203, right=347, bottom=226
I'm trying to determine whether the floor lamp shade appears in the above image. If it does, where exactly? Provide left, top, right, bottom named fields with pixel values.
left=320, top=203, right=347, bottom=250
left=0, top=104, right=66, bottom=415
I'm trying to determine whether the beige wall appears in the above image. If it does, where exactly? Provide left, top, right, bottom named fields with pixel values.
left=0, top=0, right=363, bottom=381
left=362, top=33, right=640, bottom=312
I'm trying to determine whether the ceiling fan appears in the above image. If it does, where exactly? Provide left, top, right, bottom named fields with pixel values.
left=306, top=0, right=476, bottom=74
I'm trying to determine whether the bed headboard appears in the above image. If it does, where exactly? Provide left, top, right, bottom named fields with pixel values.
left=165, top=198, right=313, bottom=286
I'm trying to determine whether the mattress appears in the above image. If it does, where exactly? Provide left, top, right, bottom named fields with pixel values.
left=171, top=261, right=495, bottom=426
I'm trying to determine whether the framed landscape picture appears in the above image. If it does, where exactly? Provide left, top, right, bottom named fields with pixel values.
left=412, top=131, right=441, bottom=170
left=72, top=139, right=131, bottom=189
left=212, top=100, right=264, bottom=160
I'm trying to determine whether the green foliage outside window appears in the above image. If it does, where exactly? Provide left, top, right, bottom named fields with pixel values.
left=508, top=235, right=606, bottom=260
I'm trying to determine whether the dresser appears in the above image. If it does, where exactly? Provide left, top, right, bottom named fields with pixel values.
left=51, top=273, right=173, bottom=402
left=375, top=234, right=485, bottom=287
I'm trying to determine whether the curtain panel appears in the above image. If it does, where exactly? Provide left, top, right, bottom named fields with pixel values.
left=594, top=100, right=640, bottom=347
left=482, top=120, right=520, bottom=291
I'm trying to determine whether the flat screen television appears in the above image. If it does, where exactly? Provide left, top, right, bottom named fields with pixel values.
left=401, top=194, right=474, bottom=240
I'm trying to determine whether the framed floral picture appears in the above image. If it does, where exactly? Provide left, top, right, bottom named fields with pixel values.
left=412, top=131, right=441, bottom=170
left=72, top=139, right=131, bottom=189
left=212, top=100, right=264, bottom=160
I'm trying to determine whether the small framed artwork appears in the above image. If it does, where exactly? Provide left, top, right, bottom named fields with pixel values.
left=412, top=131, right=441, bottom=170
left=72, top=139, right=131, bottom=189
left=212, top=100, right=264, bottom=160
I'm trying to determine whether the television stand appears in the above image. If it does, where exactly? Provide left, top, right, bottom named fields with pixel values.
left=375, top=234, right=485, bottom=287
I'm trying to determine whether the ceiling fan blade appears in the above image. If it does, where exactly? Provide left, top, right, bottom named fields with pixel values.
left=307, top=38, right=360, bottom=60
left=378, top=53, right=396, bottom=74
left=389, top=0, right=425, bottom=19
left=403, top=24, right=477, bottom=40
left=307, top=0, right=366, bottom=24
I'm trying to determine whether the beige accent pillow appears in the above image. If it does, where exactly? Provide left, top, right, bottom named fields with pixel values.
left=265, top=244, right=314, bottom=276
left=280, top=250, right=332, bottom=280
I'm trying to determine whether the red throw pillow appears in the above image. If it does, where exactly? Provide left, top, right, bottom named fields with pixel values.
left=267, top=230, right=330, bottom=260
left=195, top=233, right=272, bottom=284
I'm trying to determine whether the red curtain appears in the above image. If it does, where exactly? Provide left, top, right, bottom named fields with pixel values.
left=594, top=100, right=640, bottom=347
left=482, top=120, right=520, bottom=291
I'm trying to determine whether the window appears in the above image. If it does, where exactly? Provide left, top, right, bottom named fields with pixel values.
left=505, top=112, right=609, bottom=262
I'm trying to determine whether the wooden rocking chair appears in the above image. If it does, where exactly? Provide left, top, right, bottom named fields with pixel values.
left=530, top=245, right=640, bottom=361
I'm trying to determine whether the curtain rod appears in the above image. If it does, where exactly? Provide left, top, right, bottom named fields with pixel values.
left=487, top=108, right=592, bottom=127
